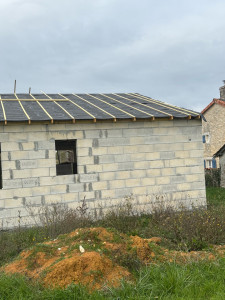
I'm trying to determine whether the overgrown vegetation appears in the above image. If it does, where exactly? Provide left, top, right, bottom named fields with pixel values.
left=205, top=168, right=221, bottom=187
left=0, top=188, right=225, bottom=298
left=1, top=258, right=225, bottom=299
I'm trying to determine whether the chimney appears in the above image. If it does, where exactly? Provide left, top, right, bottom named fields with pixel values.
left=219, top=80, right=225, bottom=100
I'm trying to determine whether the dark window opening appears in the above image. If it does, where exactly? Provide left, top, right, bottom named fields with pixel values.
left=55, top=140, right=77, bottom=176
left=0, top=144, right=2, bottom=189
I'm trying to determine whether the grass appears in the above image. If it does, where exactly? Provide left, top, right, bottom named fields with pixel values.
left=0, top=187, right=225, bottom=298
left=1, top=258, right=225, bottom=299
left=206, top=186, right=225, bottom=206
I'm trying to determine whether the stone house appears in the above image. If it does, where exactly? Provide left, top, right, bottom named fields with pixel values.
left=213, top=144, right=225, bottom=188
left=202, top=81, right=225, bottom=168
left=0, top=92, right=206, bottom=228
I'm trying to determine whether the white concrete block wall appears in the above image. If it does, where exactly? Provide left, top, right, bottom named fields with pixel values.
left=0, top=119, right=206, bottom=228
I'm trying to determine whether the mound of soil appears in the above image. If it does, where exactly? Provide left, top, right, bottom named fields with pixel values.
left=2, top=227, right=225, bottom=290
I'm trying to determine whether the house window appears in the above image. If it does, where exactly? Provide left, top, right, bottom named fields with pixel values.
left=55, top=140, right=77, bottom=176
left=0, top=144, right=2, bottom=189
left=204, top=158, right=216, bottom=169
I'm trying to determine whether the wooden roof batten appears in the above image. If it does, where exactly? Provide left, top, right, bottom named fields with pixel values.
left=0, top=92, right=201, bottom=124
left=30, top=93, right=54, bottom=123
left=0, top=96, right=7, bottom=125
left=114, top=93, right=173, bottom=120
left=72, top=93, right=117, bottom=122
left=101, top=93, right=155, bottom=120
left=87, top=93, right=136, bottom=121
left=41, top=91, right=75, bottom=123
left=14, top=93, right=31, bottom=124
left=58, top=93, right=97, bottom=122
left=130, top=93, right=200, bottom=119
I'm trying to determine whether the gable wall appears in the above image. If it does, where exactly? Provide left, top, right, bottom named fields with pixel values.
left=202, top=103, right=225, bottom=160
left=0, top=119, right=206, bottom=228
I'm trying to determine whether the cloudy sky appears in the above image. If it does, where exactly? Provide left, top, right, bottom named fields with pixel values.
left=0, top=0, right=225, bottom=112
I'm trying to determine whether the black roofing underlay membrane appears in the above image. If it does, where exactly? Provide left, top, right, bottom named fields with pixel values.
left=0, top=93, right=200, bottom=123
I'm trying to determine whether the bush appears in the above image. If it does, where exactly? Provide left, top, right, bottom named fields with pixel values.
left=205, top=168, right=221, bottom=187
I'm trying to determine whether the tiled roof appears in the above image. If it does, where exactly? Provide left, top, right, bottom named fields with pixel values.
left=0, top=93, right=200, bottom=124
left=214, top=143, right=225, bottom=157
left=201, top=98, right=225, bottom=114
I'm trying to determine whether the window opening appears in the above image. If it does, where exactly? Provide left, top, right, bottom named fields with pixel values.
left=55, top=140, right=77, bottom=175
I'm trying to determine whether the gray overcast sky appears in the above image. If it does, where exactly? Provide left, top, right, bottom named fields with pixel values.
left=0, top=0, right=225, bottom=112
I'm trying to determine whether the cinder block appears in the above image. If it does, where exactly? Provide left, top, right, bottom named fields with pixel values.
left=116, top=171, right=131, bottom=180
left=38, top=158, right=55, bottom=168
left=79, top=156, right=94, bottom=165
left=2, top=170, right=11, bottom=180
left=110, top=180, right=125, bottom=189
left=161, top=168, right=176, bottom=176
left=149, top=160, right=164, bottom=168
left=24, top=196, right=42, bottom=206
left=22, top=178, right=39, bottom=188
left=92, top=147, right=108, bottom=155
left=0, top=189, right=14, bottom=200
left=101, top=189, right=116, bottom=198
left=0, top=133, right=9, bottom=142
left=1, top=161, right=16, bottom=171
left=84, top=130, right=101, bottom=138
left=99, top=155, right=115, bottom=164
left=32, top=186, right=50, bottom=196
left=169, top=159, right=184, bottom=168
left=49, top=167, right=56, bottom=177
left=36, top=140, right=55, bottom=150
left=156, top=177, right=170, bottom=185
left=80, top=174, right=98, bottom=182
left=115, top=188, right=132, bottom=198
left=62, top=192, right=79, bottom=203
left=78, top=191, right=95, bottom=201
left=130, top=153, right=146, bottom=161
left=68, top=183, right=85, bottom=192
left=98, top=138, right=130, bottom=147
left=3, top=179, right=22, bottom=189
left=21, top=142, right=35, bottom=151
left=107, top=129, right=123, bottom=137
left=1, top=142, right=20, bottom=151
left=77, top=147, right=90, bottom=157
left=125, top=178, right=141, bottom=187
left=50, top=185, right=67, bottom=194
left=45, top=194, right=63, bottom=204
left=170, top=175, right=186, bottom=183
left=141, top=178, right=156, bottom=186
left=77, top=139, right=92, bottom=147
left=31, top=168, right=50, bottom=177
left=99, top=172, right=116, bottom=181
left=8, top=132, right=28, bottom=142
left=160, top=152, right=175, bottom=160
left=115, top=154, right=131, bottom=163
left=85, top=165, right=103, bottom=173
left=177, top=183, right=191, bottom=191
left=116, top=161, right=133, bottom=171
left=16, top=160, right=38, bottom=169
left=102, top=163, right=118, bottom=172
left=13, top=169, right=32, bottom=179
left=131, top=186, right=147, bottom=195
left=92, top=181, right=108, bottom=190
left=130, top=169, right=146, bottom=178
left=4, top=198, right=23, bottom=208
left=145, top=153, right=161, bottom=161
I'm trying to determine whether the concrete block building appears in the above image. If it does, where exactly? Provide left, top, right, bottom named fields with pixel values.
left=0, top=92, right=206, bottom=228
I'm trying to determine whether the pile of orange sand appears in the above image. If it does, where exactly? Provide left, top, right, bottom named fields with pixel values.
left=2, top=227, right=225, bottom=290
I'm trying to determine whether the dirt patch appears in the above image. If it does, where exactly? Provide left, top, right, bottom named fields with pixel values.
left=2, top=227, right=225, bottom=290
